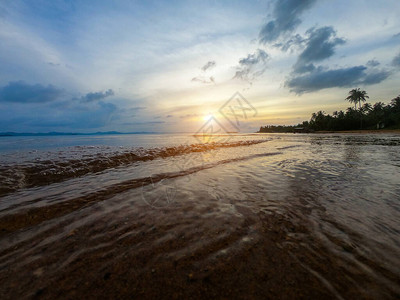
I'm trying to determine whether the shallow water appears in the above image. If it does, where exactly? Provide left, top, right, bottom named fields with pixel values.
left=0, top=133, right=399, bottom=299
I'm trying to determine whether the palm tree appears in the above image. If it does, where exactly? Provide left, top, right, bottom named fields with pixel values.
left=357, top=89, right=369, bottom=110
left=346, top=88, right=369, bottom=129
left=346, top=89, right=359, bottom=110
left=391, top=95, right=400, bottom=113
left=362, top=103, right=372, bottom=114
left=346, top=88, right=369, bottom=110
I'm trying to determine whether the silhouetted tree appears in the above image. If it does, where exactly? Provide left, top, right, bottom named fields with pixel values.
left=391, top=95, right=400, bottom=113
left=346, top=89, right=359, bottom=110
left=346, top=88, right=369, bottom=109
left=362, top=103, right=372, bottom=114
left=259, top=93, right=400, bottom=132
left=345, top=88, right=369, bottom=128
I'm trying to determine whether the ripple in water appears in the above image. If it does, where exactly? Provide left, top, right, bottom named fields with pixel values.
left=0, top=133, right=399, bottom=299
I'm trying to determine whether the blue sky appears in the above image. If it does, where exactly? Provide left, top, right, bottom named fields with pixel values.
left=0, top=0, right=399, bottom=133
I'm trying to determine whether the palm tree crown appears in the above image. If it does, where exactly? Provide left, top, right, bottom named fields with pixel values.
left=345, top=88, right=369, bottom=110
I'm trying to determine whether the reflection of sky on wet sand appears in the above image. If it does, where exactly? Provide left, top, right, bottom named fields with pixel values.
left=0, top=133, right=399, bottom=297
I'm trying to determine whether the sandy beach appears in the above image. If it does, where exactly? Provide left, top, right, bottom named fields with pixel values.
left=0, top=133, right=399, bottom=299
left=311, top=129, right=400, bottom=134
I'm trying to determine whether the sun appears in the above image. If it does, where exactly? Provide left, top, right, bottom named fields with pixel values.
left=203, top=114, right=213, bottom=121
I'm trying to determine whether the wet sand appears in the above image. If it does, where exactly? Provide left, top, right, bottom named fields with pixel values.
left=1, top=134, right=399, bottom=299
left=313, top=129, right=400, bottom=134
left=2, top=198, right=396, bottom=300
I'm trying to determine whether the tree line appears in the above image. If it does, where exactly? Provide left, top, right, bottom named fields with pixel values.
left=259, top=89, right=400, bottom=133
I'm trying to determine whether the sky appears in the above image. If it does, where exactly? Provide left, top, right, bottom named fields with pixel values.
left=0, top=0, right=400, bottom=133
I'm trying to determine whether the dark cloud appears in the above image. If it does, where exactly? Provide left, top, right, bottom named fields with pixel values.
left=201, top=61, right=216, bottom=71
left=78, top=89, right=114, bottom=102
left=286, top=66, right=390, bottom=94
left=286, top=66, right=365, bottom=93
left=283, top=24, right=391, bottom=94
left=362, top=70, right=391, bottom=85
left=392, top=51, right=400, bottom=67
left=259, top=0, right=317, bottom=44
left=366, top=59, right=380, bottom=67
left=166, top=114, right=173, bottom=118
left=294, top=26, right=345, bottom=74
left=0, top=81, right=64, bottom=103
left=293, top=63, right=316, bottom=74
left=273, top=34, right=305, bottom=52
left=233, top=49, right=269, bottom=82
left=0, top=82, right=120, bottom=130
left=238, top=49, right=269, bottom=66
left=1, top=100, right=117, bottom=130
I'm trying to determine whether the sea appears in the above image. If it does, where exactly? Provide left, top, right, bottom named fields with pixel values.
left=0, top=133, right=399, bottom=299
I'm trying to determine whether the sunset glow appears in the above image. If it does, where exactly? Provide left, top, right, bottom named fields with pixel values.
left=203, top=114, right=214, bottom=122
left=0, top=1, right=399, bottom=133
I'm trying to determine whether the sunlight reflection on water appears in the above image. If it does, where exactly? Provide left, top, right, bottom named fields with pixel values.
left=0, top=133, right=399, bottom=298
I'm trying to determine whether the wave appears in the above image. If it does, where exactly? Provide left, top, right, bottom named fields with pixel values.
left=0, top=151, right=280, bottom=233
left=0, top=139, right=268, bottom=196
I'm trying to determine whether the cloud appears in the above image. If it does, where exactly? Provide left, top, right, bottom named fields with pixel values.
left=0, top=81, right=120, bottom=130
left=1, top=100, right=118, bottom=130
left=68, top=101, right=117, bottom=128
left=191, top=76, right=215, bottom=84
left=201, top=61, right=216, bottom=71
left=47, top=62, right=61, bottom=67
left=78, top=89, right=114, bottom=102
left=286, top=66, right=390, bottom=94
left=122, top=121, right=165, bottom=125
left=273, top=34, right=305, bottom=52
left=284, top=25, right=390, bottom=94
left=259, top=0, right=317, bottom=44
left=124, top=106, right=146, bottom=118
left=179, top=113, right=198, bottom=119
left=192, top=61, right=217, bottom=84
left=362, top=70, right=391, bottom=85
left=366, top=59, right=380, bottom=67
left=233, top=49, right=269, bottom=82
left=238, top=50, right=269, bottom=66
left=0, top=81, right=64, bottom=103
left=293, top=26, right=345, bottom=74
left=286, top=66, right=365, bottom=93
left=392, top=51, right=400, bottom=67
left=129, top=106, right=146, bottom=111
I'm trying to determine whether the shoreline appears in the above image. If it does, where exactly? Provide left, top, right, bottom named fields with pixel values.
left=312, top=129, right=400, bottom=134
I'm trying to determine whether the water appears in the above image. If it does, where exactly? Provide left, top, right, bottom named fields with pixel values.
left=0, top=133, right=399, bottom=299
